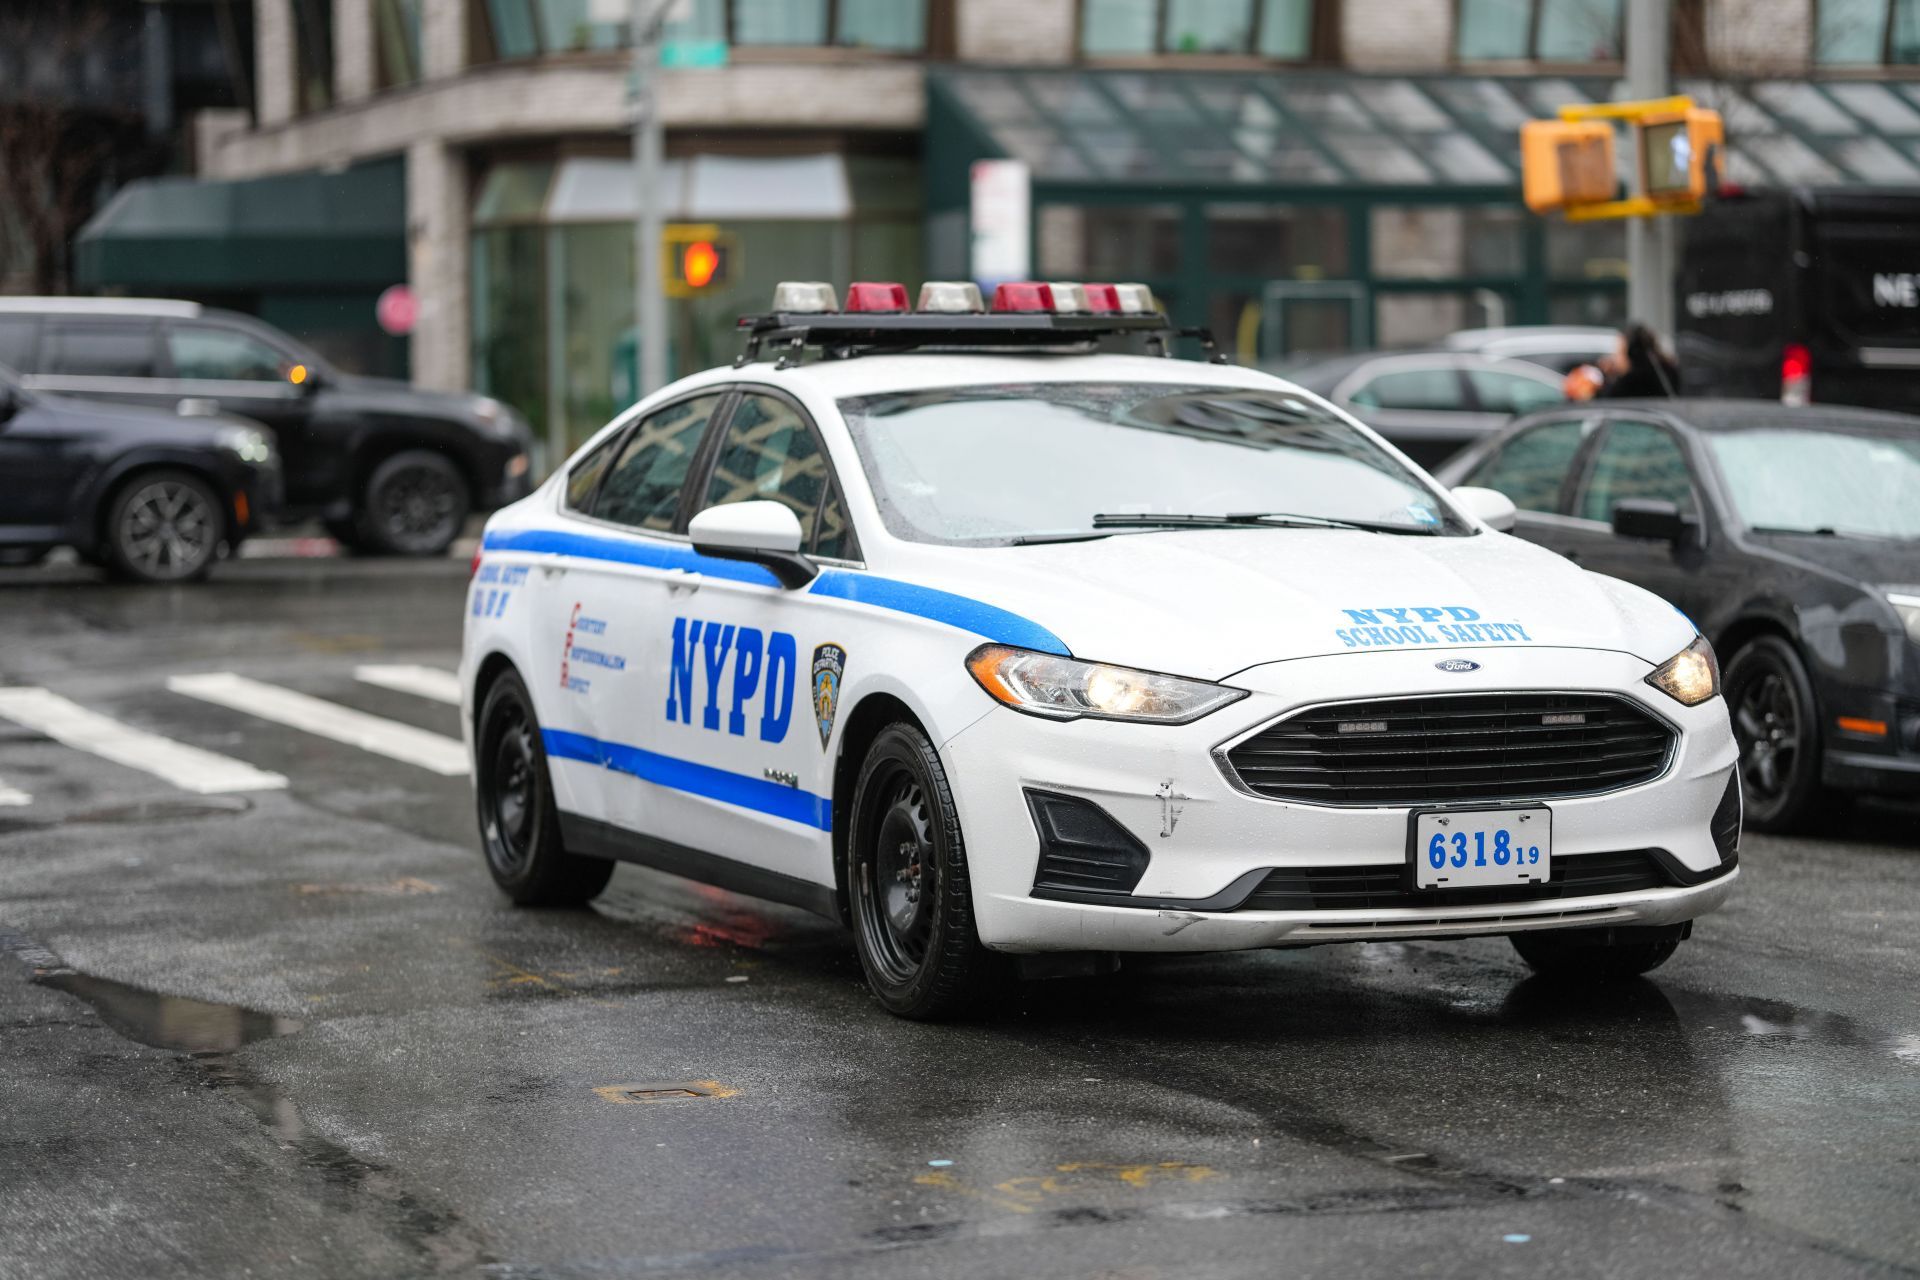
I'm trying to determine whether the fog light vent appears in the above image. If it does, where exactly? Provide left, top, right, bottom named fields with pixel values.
left=1710, top=774, right=1742, bottom=866
left=1026, top=790, right=1150, bottom=899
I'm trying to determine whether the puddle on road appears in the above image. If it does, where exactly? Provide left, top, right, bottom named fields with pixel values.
left=35, top=970, right=301, bottom=1054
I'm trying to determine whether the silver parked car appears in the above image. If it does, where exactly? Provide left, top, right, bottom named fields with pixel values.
left=1285, top=350, right=1566, bottom=469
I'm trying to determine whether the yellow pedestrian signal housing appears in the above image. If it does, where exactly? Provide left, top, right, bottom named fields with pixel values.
left=663, top=224, right=739, bottom=298
left=1521, top=120, right=1616, bottom=214
left=1638, top=106, right=1725, bottom=202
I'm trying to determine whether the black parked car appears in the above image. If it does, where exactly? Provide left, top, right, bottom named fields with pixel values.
left=0, top=363, right=281, bottom=583
left=1438, top=399, right=1920, bottom=830
left=0, top=298, right=534, bottom=555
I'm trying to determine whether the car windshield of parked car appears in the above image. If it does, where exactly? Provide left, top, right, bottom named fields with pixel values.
left=1709, top=425, right=1920, bottom=540
left=837, top=382, right=1466, bottom=546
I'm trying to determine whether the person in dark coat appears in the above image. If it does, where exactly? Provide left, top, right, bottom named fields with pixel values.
left=1595, top=322, right=1680, bottom=398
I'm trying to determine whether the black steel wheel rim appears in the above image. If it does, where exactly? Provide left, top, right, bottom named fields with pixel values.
left=857, top=766, right=935, bottom=986
left=484, top=705, right=539, bottom=877
left=377, top=464, right=459, bottom=547
left=119, top=479, right=216, bottom=579
left=1734, top=665, right=1801, bottom=807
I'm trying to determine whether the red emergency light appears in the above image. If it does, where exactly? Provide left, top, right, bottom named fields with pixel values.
left=844, top=282, right=909, bottom=313
left=991, top=282, right=1055, bottom=313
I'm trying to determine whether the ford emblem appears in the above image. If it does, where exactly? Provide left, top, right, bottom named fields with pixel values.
left=1435, top=659, right=1481, bottom=673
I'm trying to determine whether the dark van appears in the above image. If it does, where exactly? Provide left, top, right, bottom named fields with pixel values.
left=1677, top=188, right=1920, bottom=414
left=0, top=298, right=534, bottom=555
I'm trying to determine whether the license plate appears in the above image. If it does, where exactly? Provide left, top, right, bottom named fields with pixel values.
left=1411, top=807, right=1551, bottom=889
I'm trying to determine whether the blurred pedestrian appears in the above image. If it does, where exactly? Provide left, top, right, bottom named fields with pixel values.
left=1596, top=323, right=1679, bottom=398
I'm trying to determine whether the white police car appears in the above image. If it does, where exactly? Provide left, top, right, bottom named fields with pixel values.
left=461, top=280, right=1740, bottom=1018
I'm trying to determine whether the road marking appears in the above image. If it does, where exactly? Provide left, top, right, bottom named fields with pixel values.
left=167, top=673, right=468, bottom=776
left=354, top=663, right=461, bottom=706
left=0, top=779, right=29, bottom=806
left=0, top=687, right=288, bottom=794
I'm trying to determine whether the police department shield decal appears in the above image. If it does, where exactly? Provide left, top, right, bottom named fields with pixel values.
left=812, top=643, right=846, bottom=749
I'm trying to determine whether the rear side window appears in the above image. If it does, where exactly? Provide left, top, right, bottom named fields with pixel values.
left=1468, top=368, right=1565, bottom=415
left=1349, top=365, right=1463, bottom=411
left=42, top=320, right=158, bottom=378
left=592, top=394, right=724, bottom=531
left=563, top=436, right=617, bottom=513
left=1578, top=421, right=1698, bottom=521
left=1468, top=419, right=1589, bottom=513
left=0, top=317, right=37, bottom=370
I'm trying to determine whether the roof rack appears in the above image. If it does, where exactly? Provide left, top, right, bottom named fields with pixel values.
left=735, top=312, right=1221, bottom=368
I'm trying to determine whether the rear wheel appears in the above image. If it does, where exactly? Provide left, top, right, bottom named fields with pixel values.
left=357, top=450, right=469, bottom=556
left=104, top=469, right=223, bottom=584
left=1725, top=635, right=1825, bottom=832
left=1510, top=923, right=1686, bottom=981
left=475, top=669, right=612, bottom=906
left=846, top=723, right=999, bottom=1019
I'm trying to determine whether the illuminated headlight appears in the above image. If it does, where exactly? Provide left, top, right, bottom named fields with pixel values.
left=215, top=425, right=276, bottom=465
left=1887, top=592, right=1920, bottom=646
left=966, top=644, right=1246, bottom=724
left=1646, top=635, right=1720, bottom=707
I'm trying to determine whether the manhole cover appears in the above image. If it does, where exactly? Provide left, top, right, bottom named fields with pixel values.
left=592, top=1079, right=737, bottom=1104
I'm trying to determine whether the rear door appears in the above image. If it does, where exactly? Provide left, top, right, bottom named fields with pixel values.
left=28, top=318, right=165, bottom=405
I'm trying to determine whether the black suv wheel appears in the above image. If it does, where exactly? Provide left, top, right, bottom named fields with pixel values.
left=359, top=450, right=469, bottom=556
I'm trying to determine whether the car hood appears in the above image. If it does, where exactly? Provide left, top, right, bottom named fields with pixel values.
left=1744, top=530, right=1920, bottom=592
left=892, top=528, right=1697, bottom=680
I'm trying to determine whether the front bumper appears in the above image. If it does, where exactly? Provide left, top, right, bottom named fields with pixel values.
left=943, top=645, right=1740, bottom=954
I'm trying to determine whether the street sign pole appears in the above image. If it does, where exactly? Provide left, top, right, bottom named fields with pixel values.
left=1626, top=0, right=1674, bottom=337
left=631, top=0, right=672, bottom=400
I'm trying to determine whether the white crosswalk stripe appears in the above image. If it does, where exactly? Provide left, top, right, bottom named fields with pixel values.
left=354, top=664, right=462, bottom=707
left=168, top=673, right=469, bottom=776
left=0, top=779, right=30, bottom=807
left=0, top=687, right=289, bottom=794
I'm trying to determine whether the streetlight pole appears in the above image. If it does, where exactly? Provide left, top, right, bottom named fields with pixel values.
left=631, top=0, right=671, bottom=400
left=1625, top=0, right=1674, bottom=337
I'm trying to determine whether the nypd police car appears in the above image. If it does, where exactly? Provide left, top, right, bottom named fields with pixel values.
left=460, top=281, right=1741, bottom=1019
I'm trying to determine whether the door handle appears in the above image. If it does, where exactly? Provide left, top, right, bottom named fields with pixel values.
left=668, top=568, right=701, bottom=595
left=541, top=564, right=566, bottom=579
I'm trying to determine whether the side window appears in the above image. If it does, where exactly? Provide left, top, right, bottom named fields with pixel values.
left=591, top=394, right=724, bottom=531
left=42, top=321, right=158, bottom=378
left=1468, top=418, right=1590, bottom=513
left=0, top=317, right=38, bottom=370
left=1467, top=368, right=1565, bottom=416
left=562, top=434, right=618, bottom=513
left=699, top=393, right=832, bottom=545
left=166, top=324, right=290, bottom=382
left=1578, top=420, right=1698, bottom=522
left=1348, top=365, right=1463, bottom=411
left=813, top=482, right=853, bottom=559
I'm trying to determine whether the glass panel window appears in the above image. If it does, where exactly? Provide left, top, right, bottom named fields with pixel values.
left=1578, top=421, right=1696, bottom=522
left=1348, top=365, right=1463, bottom=411
left=733, top=0, right=827, bottom=43
left=1818, top=0, right=1890, bottom=63
left=1037, top=205, right=1181, bottom=279
left=813, top=483, right=853, bottom=559
left=292, top=0, right=334, bottom=111
left=1458, top=0, right=1621, bottom=60
left=838, top=0, right=924, bottom=49
left=1466, top=368, right=1566, bottom=415
left=167, top=325, right=290, bottom=381
left=42, top=322, right=157, bottom=378
left=1164, top=0, right=1254, bottom=52
left=0, top=317, right=37, bottom=370
left=1257, top=0, right=1312, bottom=56
left=1083, top=0, right=1312, bottom=55
left=1207, top=205, right=1348, bottom=277
left=484, top=0, right=541, bottom=58
left=374, top=0, right=422, bottom=87
left=1457, top=0, right=1530, bottom=58
left=593, top=394, right=723, bottom=532
left=1895, top=0, right=1920, bottom=60
left=1371, top=206, right=1525, bottom=279
left=1468, top=419, right=1589, bottom=512
left=1082, top=0, right=1157, bottom=52
left=701, top=394, right=832, bottom=544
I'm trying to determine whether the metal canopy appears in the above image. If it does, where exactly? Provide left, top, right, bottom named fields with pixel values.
left=930, top=68, right=1920, bottom=195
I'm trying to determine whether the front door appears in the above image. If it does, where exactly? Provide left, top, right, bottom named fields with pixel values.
left=1566, top=417, right=1715, bottom=624
left=0, top=399, right=90, bottom=540
left=158, top=320, right=322, bottom=505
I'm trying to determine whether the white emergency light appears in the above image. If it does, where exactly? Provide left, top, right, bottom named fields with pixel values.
left=1045, top=283, right=1090, bottom=314
left=772, top=282, right=840, bottom=313
left=916, top=282, right=986, bottom=314
left=1109, top=283, right=1158, bottom=316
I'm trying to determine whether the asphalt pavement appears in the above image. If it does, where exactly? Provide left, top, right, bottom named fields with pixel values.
left=1, top=552, right=1917, bottom=1280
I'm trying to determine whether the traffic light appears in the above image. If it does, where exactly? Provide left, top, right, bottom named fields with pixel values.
left=662, top=224, right=739, bottom=298
left=1521, top=120, right=1616, bottom=214
left=1638, top=107, right=1725, bottom=202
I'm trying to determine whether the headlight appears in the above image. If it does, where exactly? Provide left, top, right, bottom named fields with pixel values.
left=966, top=644, right=1247, bottom=724
left=1888, top=592, right=1920, bottom=646
left=215, top=425, right=276, bottom=465
left=1646, top=634, right=1720, bottom=706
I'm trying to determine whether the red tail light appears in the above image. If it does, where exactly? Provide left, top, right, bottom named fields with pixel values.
left=1781, top=342, right=1812, bottom=406
left=469, top=548, right=484, bottom=581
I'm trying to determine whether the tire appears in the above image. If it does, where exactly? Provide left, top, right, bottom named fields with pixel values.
left=357, top=449, right=469, bottom=556
left=845, top=722, right=1000, bottom=1019
left=474, top=669, right=613, bottom=906
left=1724, top=635, right=1826, bottom=832
left=103, top=469, right=223, bottom=584
left=1510, top=923, right=1686, bottom=981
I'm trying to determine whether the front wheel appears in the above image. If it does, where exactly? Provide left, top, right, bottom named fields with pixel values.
left=358, top=450, right=469, bottom=556
left=1510, top=923, right=1686, bottom=981
left=845, top=723, right=1000, bottom=1019
left=1725, top=635, right=1825, bottom=832
left=104, top=469, right=223, bottom=583
left=475, top=669, right=612, bottom=906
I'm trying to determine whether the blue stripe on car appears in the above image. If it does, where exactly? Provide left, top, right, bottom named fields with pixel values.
left=542, top=728, right=833, bottom=830
left=481, top=528, right=1069, bottom=655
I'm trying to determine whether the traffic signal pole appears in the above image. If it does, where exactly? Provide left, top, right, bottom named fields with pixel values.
left=1626, top=0, right=1675, bottom=337
left=631, top=0, right=672, bottom=400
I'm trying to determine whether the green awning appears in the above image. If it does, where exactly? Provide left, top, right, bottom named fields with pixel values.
left=928, top=68, right=1920, bottom=204
left=75, top=159, right=406, bottom=292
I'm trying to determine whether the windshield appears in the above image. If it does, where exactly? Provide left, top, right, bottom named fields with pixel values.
left=1709, top=425, right=1920, bottom=540
left=836, top=382, right=1466, bottom=546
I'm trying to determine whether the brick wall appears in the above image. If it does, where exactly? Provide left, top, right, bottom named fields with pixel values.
left=1342, top=0, right=1452, bottom=69
left=956, top=0, right=1075, bottom=63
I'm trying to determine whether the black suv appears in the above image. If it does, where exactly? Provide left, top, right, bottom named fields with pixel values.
left=0, top=363, right=282, bottom=582
left=0, top=299, right=534, bottom=555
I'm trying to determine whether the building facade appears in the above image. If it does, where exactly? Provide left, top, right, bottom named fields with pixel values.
left=166, top=0, right=1920, bottom=452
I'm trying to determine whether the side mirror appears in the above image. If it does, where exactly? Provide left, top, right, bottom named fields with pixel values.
left=688, top=500, right=817, bottom=589
left=1450, top=485, right=1517, bottom=533
left=1611, top=498, right=1690, bottom=544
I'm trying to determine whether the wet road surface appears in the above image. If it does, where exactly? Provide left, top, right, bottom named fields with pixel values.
left=2, top=556, right=1917, bottom=1279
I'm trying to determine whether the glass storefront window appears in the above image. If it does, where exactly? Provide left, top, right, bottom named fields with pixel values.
left=733, top=0, right=828, bottom=45
left=1820, top=0, right=1891, bottom=63
left=292, top=0, right=333, bottom=112
left=484, top=0, right=927, bottom=59
left=1206, top=204, right=1347, bottom=277
left=838, top=0, right=925, bottom=50
left=1376, top=291, right=1509, bottom=347
left=1457, top=0, right=1620, bottom=61
left=375, top=0, right=422, bottom=88
left=1370, top=206, right=1524, bottom=280
left=1080, top=0, right=1315, bottom=57
left=1037, top=205, right=1181, bottom=279
left=1545, top=217, right=1626, bottom=282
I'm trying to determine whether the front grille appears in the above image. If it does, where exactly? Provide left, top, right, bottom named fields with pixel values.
left=1222, top=692, right=1675, bottom=807
left=1239, top=849, right=1673, bottom=912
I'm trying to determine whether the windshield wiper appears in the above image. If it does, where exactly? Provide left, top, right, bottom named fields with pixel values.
left=1750, top=524, right=1842, bottom=537
left=1090, top=511, right=1440, bottom=536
